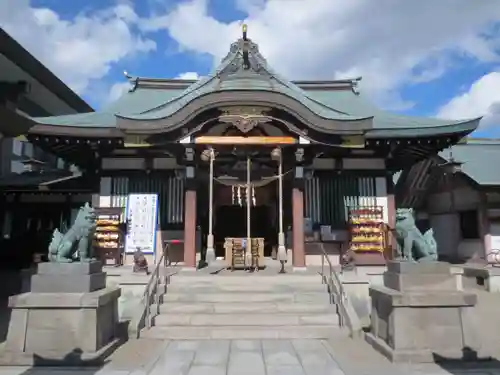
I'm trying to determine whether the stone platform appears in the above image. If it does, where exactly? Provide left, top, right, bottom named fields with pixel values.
left=365, top=261, right=480, bottom=363
left=2, top=261, right=122, bottom=366
left=31, top=261, right=106, bottom=293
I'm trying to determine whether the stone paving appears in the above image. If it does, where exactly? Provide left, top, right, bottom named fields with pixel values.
left=1, top=339, right=500, bottom=375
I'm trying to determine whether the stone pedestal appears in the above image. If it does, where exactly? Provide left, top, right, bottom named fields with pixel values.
left=365, top=261, right=479, bottom=363
left=2, top=261, right=121, bottom=366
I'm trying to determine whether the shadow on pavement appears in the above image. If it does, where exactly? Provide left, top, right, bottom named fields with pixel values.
left=433, top=347, right=500, bottom=373
left=17, top=348, right=109, bottom=374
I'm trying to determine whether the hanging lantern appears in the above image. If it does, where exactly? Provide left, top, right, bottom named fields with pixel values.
left=201, top=149, right=211, bottom=162
left=271, top=147, right=281, bottom=161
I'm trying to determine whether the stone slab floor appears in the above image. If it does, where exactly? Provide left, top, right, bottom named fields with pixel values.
left=1, top=339, right=500, bottom=375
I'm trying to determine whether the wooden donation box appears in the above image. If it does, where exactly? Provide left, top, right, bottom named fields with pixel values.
left=224, top=237, right=264, bottom=270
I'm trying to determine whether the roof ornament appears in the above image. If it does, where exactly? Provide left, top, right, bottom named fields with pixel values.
left=351, top=77, right=362, bottom=95
left=241, top=24, right=250, bottom=70
left=123, top=70, right=139, bottom=92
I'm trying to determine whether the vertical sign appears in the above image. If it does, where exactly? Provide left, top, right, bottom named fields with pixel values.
left=490, top=222, right=500, bottom=251
left=124, top=193, right=159, bottom=255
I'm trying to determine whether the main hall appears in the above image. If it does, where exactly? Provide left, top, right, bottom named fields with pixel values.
left=3, top=25, right=481, bottom=269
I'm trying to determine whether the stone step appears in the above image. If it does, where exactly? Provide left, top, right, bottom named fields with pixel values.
left=162, top=292, right=331, bottom=303
left=171, top=275, right=323, bottom=284
left=140, top=325, right=340, bottom=340
left=153, top=313, right=339, bottom=327
left=158, top=302, right=334, bottom=314
left=166, top=283, right=326, bottom=293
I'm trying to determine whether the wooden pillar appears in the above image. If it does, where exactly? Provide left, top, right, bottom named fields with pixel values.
left=479, top=193, right=491, bottom=261
left=183, top=189, right=197, bottom=268
left=386, top=175, right=396, bottom=259
left=292, top=159, right=306, bottom=268
left=183, top=154, right=197, bottom=268
left=292, top=187, right=306, bottom=268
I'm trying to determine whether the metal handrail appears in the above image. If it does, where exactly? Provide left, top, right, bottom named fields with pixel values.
left=320, top=245, right=362, bottom=337
left=128, top=244, right=169, bottom=339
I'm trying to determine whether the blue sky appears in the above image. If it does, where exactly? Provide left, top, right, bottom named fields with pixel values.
left=3, top=0, right=500, bottom=137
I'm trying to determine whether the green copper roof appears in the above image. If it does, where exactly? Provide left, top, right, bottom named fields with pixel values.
left=307, top=89, right=480, bottom=137
left=33, top=83, right=480, bottom=137
left=115, top=41, right=369, bottom=124
left=30, top=31, right=481, bottom=138
left=33, top=86, right=184, bottom=128
left=439, top=139, right=500, bottom=186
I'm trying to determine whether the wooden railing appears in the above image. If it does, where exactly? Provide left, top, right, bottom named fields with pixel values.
left=320, top=245, right=362, bottom=337
left=128, top=243, right=169, bottom=339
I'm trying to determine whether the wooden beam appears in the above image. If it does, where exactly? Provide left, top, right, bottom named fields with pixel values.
left=194, top=136, right=296, bottom=145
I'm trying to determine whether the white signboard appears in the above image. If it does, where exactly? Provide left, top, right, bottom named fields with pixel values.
left=124, top=194, right=159, bottom=254
left=490, top=222, right=500, bottom=251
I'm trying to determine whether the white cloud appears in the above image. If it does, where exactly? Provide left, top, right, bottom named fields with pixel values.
left=176, top=72, right=200, bottom=79
left=3, top=0, right=500, bottom=116
left=437, top=72, right=500, bottom=128
left=107, top=81, right=133, bottom=103
left=141, top=0, right=500, bottom=110
left=0, top=0, right=156, bottom=94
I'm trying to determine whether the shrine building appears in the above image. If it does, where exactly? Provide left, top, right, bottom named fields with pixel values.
left=396, top=139, right=500, bottom=264
left=12, top=26, right=482, bottom=268
left=0, top=27, right=93, bottom=269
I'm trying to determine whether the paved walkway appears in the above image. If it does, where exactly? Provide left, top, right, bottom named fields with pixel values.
left=1, top=339, right=500, bottom=375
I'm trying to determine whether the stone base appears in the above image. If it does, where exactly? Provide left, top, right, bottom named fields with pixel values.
left=32, top=261, right=106, bottom=293
left=384, top=261, right=457, bottom=292
left=5, top=287, right=121, bottom=364
left=366, top=261, right=480, bottom=363
left=31, top=272, right=106, bottom=293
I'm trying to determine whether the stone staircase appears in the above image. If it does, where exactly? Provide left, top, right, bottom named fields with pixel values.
left=140, top=270, right=342, bottom=340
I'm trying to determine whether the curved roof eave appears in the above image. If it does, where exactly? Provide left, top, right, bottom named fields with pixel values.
left=27, top=124, right=122, bottom=137
left=366, top=117, right=481, bottom=138
left=28, top=112, right=121, bottom=137
left=31, top=112, right=116, bottom=127
left=115, top=88, right=370, bottom=123
left=115, top=89, right=374, bottom=135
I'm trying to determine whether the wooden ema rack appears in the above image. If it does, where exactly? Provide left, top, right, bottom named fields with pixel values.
left=348, top=206, right=388, bottom=266
left=93, top=207, right=124, bottom=266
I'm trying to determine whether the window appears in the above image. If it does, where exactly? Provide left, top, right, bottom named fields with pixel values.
left=23, top=142, right=34, bottom=158
left=10, top=160, right=24, bottom=174
left=57, top=158, right=65, bottom=169
left=12, top=139, right=23, bottom=156
left=459, top=210, right=480, bottom=239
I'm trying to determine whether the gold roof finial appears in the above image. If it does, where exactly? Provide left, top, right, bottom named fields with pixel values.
left=242, top=23, right=248, bottom=41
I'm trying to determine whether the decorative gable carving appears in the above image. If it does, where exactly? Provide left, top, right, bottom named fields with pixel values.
left=218, top=106, right=271, bottom=133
